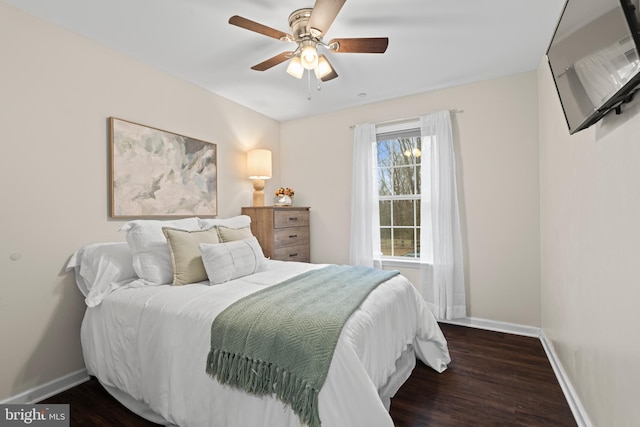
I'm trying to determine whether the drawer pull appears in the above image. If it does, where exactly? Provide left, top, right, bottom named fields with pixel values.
left=289, top=217, right=298, bottom=221
left=289, top=253, right=298, bottom=257
left=289, top=234, right=298, bottom=239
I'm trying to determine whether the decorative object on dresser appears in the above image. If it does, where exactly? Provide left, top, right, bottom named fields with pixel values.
left=246, top=149, right=272, bottom=207
left=109, top=117, right=217, bottom=218
left=275, top=186, right=295, bottom=206
left=242, top=206, right=310, bottom=262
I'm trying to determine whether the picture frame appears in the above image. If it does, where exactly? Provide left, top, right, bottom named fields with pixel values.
left=109, top=117, right=217, bottom=218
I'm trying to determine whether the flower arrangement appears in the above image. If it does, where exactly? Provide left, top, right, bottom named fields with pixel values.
left=275, top=187, right=295, bottom=198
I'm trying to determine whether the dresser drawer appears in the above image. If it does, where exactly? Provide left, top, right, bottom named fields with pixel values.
left=274, top=210, right=310, bottom=228
left=273, top=244, right=310, bottom=262
left=273, top=226, right=309, bottom=248
left=242, top=206, right=310, bottom=263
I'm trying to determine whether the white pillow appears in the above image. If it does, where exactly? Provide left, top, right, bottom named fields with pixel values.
left=66, top=242, right=137, bottom=307
left=198, top=215, right=251, bottom=230
left=200, top=237, right=266, bottom=285
left=120, top=217, right=200, bottom=284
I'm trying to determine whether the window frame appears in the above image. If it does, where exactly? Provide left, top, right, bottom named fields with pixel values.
left=375, top=121, right=423, bottom=262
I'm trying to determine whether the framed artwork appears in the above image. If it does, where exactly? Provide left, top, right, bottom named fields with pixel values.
left=109, top=117, right=217, bottom=218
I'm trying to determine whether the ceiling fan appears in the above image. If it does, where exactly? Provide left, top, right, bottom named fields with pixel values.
left=229, top=0, right=389, bottom=82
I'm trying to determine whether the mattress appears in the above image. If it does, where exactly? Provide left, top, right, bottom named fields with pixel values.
left=80, top=260, right=450, bottom=427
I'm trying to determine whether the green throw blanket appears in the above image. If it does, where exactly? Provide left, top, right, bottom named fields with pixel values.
left=205, top=265, right=399, bottom=427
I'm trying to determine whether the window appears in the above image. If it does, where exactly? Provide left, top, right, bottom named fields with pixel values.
left=376, top=125, right=424, bottom=260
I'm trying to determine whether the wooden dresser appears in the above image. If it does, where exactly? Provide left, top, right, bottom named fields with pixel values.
left=241, top=206, right=310, bottom=262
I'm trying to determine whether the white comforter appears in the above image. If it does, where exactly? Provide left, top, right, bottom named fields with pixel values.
left=81, top=261, right=450, bottom=427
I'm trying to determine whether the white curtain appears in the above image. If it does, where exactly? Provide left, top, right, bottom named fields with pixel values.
left=419, top=111, right=466, bottom=320
left=348, top=111, right=466, bottom=320
left=349, top=123, right=382, bottom=268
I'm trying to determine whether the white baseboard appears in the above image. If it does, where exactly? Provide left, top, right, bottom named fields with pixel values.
left=0, top=369, right=89, bottom=404
left=441, top=317, right=591, bottom=427
left=439, top=316, right=541, bottom=337
left=540, top=331, right=593, bottom=427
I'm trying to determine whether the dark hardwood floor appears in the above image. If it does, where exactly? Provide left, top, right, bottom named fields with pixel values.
left=390, top=324, right=576, bottom=426
left=40, top=323, right=576, bottom=426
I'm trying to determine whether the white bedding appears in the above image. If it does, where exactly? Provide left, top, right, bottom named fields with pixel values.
left=81, top=260, right=450, bottom=427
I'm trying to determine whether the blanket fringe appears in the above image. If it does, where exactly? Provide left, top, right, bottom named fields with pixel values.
left=206, top=349, right=321, bottom=427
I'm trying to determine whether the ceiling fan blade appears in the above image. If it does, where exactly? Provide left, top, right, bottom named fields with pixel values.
left=229, top=15, right=292, bottom=41
left=251, top=51, right=295, bottom=71
left=328, top=37, right=389, bottom=53
left=307, top=0, right=346, bottom=37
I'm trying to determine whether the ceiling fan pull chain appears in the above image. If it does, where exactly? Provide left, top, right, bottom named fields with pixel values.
left=307, top=71, right=312, bottom=101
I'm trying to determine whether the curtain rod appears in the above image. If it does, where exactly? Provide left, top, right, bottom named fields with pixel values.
left=350, top=108, right=463, bottom=129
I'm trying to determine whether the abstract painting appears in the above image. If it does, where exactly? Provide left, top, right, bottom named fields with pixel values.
left=110, top=117, right=217, bottom=218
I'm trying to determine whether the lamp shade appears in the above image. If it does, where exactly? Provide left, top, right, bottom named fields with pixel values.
left=286, top=56, right=304, bottom=79
left=314, top=54, right=333, bottom=79
left=247, top=149, right=272, bottom=179
left=300, top=44, right=318, bottom=70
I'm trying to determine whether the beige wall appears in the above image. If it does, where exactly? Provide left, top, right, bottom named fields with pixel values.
left=0, top=3, right=280, bottom=401
left=280, top=72, right=541, bottom=326
left=538, top=60, right=640, bottom=425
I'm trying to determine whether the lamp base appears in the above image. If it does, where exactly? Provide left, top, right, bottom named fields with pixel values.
left=252, top=179, right=265, bottom=207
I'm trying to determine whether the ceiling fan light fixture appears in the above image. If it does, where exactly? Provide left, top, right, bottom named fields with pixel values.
left=300, top=43, right=318, bottom=70
left=314, top=54, right=333, bottom=79
left=229, top=2, right=389, bottom=83
left=286, top=55, right=304, bottom=79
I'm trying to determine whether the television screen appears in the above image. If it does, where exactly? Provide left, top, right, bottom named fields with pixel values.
left=546, top=0, right=640, bottom=134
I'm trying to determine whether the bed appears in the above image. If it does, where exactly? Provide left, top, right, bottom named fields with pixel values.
left=67, top=216, right=450, bottom=427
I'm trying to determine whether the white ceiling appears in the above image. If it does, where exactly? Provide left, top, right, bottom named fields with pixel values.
left=4, top=0, right=566, bottom=122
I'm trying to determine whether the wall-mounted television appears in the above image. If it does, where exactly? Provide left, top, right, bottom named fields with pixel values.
left=546, top=0, right=640, bottom=134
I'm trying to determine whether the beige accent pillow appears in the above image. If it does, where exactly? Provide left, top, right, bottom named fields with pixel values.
left=217, top=225, right=253, bottom=242
left=162, top=227, right=220, bottom=286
